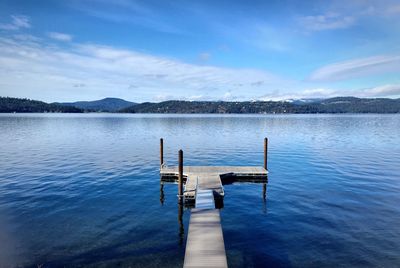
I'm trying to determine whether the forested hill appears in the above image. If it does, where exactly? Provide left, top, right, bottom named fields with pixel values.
left=120, top=97, right=400, bottom=114
left=55, top=98, right=136, bottom=112
left=1, top=96, right=400, bottom=113
left=0, top=97, right=83, bottom=113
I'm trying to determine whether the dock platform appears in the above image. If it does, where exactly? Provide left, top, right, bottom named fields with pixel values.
left=160, top=166, right=268, bottom=202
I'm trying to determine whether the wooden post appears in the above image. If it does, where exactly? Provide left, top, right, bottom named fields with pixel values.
left=264, top=137, right=268, bottom=170
left=160, top=138, right=164, bottom=166
left=178, top=149, right=183, bottom=200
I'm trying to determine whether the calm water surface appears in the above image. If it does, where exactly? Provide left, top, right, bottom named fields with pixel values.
left=0, top=114, right=399, bottom=267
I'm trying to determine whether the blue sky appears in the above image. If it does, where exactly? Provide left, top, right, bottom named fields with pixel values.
left=0, top=0, right=399, bottom=102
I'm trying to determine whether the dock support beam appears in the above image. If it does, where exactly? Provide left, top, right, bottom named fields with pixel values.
left=178, top=149, right=183, bottom=201
left=160, top=138, right=164, bottom=166
left=264, top=137, right=268, bottom=170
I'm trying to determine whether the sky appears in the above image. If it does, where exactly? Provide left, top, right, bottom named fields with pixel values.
left=0, top=0, right=399, bottom=102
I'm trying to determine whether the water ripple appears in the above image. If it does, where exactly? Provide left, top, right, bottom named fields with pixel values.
left=0, top=114, right=399, bottom=267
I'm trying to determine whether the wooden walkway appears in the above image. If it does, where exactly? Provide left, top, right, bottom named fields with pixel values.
left=184, top=207, right=227, bottom=267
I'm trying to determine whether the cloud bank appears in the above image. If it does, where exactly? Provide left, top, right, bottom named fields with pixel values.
left=0, top=34, right=291, bottom=102
left=309, top=55, right=400, bottom=81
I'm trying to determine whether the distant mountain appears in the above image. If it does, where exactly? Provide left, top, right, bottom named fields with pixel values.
left=2, top=96, right=399, bottom=114
left=0, top=97, right=83, bottom=113
left=56, top=98, right=136, bottom=112
left=120, top=97, right=400, bottom=114
left=120, top=100, right=299, bottom=113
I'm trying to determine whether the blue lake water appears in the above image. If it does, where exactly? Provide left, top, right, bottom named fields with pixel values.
left=0, top=114, right=399, bottom=267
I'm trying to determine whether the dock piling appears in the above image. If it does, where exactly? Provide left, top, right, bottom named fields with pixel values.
left=160, top=138, right=164, bottom=166
left=178, top=149, right=183, bottom=201
left=264, top=137, right=268, bottom=170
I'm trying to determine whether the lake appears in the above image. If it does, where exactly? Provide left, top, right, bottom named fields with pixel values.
left=0, top=114, right=399, bottom=267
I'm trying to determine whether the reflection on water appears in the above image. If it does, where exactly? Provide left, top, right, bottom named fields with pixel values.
left=178, top=203, right=184, bottom=246
left=262, top=183, right=267, bottom=201
left=159, top=183, right=165, bottom=205
left=159, top=181, right=185, bottom=247
left=262, top=183, right=267, bottom=214
left=0, top=114, right=400, bottom=267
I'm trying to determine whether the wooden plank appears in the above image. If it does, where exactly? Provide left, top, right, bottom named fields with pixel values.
left=184, top=209, right=227, bottom=268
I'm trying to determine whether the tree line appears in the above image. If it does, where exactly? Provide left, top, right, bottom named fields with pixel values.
left=1, top=96, right=399, bottom=113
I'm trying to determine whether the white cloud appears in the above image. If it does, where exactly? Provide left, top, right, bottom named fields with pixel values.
left=309, top=55, right=400, bottom=81
left=360, top=84, right=400, bottom=98
left=299, top=12, right=355, bottom=32
left=222, top=91, right=243, bottom=101
left=258, top=88, right=338, bottom=101
left=153, top=94, right=207, bottom=101
left=362, top=1, right=400, bottom=16
left=0, top=30, right=398, bottom=102
left=48, top=32, right=73, bottom=42
left=0, top=15, right=31, bottom=31
left=297, top=1, right=400, bottom=33
left=12, top=34, right=41, bottom=42
left=153, top=94, right=175, bottom=102
left=258, top=84, right=400, bottom=101
left=0, top=35, right=290, bottom=102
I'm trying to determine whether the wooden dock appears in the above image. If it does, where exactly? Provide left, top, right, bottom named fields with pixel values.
left=160, top=166, right=268, bottom=202
left=159, top=138, right=269, bottom=268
